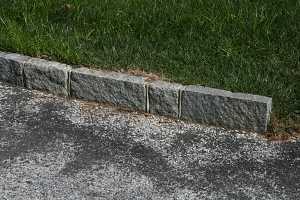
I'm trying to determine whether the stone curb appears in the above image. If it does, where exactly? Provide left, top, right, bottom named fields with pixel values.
left=0, top=51, right=272, bottom=133
left=0, top=52, right=31, bottom=86
left=181, top=85, right=272, bottom=133
left=24, top=57, right=72, bottom=96
left=147, top=80, right=183, bottom=118
left=70, top=67, right=146, bottom=111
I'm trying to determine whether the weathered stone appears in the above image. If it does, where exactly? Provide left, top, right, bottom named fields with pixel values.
left=0, top=52, right=31, bottom=86
left=1, top=51, right=274, bottom=133
left=23, top=58, right=71, bottom=96
left=148, top=80, right=183, bottom=118
left=181, top=85, right=272, bottom=133
left=71, top=67, right=146, bottom=111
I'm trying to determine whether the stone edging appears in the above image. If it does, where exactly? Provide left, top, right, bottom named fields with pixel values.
left=0, top=51, right=272, bottom=133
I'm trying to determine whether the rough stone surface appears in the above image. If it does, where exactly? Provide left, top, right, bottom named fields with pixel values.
left=0, top=52, right=31, bottom=86
left=23, top=58, right=71, bottom=96
left=1, top=51, right=274, bottom=133
left=71, top=67, right=146, bottom=111
left=148, top=80, right=182, bottom=118
left=181, top=85, right=272, bottom=133
left=0, top=82, right=299, bottom=200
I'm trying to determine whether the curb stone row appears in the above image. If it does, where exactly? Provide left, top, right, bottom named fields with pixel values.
left=0, top=52, right=272, bottom=133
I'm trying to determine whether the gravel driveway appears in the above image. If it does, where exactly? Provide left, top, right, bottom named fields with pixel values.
left=0, top=82, right=299, bottom=200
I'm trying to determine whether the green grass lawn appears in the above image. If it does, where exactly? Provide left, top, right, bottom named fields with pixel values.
left=0, top=0, right=299, bottom=130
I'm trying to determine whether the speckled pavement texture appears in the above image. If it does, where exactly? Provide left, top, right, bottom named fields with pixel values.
left=0, top=82, right=299, bottom=200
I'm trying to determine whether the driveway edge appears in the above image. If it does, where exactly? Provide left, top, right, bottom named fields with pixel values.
left=0, top=51, right=272, bottom=133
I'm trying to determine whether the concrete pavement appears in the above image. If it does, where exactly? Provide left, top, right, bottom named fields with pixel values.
left=0, top=82, right=299, bottom=199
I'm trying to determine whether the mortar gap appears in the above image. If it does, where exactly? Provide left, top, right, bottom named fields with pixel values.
left=178, top=89, right=182, bottom=119
left=22, top=66, right=27, bottom=88
left=145, top=84, right=150, bottom=113
left=67, top=70, right=71, bottom=97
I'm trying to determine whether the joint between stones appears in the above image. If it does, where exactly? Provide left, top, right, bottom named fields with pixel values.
left=21, top=66, right=26, bottom=88
left=178, top=89, right=182, bottom=118
left=145, top=84, right=149, bottom=113
left=67, top=69, right=71, bottom=97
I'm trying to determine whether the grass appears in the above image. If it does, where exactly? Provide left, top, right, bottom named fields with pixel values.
left=0, top=0, right=299, bottom=130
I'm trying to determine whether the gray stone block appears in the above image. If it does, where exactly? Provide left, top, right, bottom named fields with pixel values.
left=148, top=80, right=183, bottom=118
left=23, top=58, right=71, bottom=96
left=71, top=67, right=146, bottom=111
left=0, top=52, right=31, bottom=86
left=181, top=85, right=272, bottom=133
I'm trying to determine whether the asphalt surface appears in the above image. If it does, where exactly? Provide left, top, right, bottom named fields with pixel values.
left=0, top=82, right=299, bottom=200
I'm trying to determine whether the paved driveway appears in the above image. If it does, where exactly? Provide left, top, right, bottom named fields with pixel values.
left=0, top=82, right=299, bottom=199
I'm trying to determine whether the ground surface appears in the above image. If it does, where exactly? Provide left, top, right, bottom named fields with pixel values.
left=0, top=82, right=299, bottom=200
left=0, top=0, right=299, bottom=121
